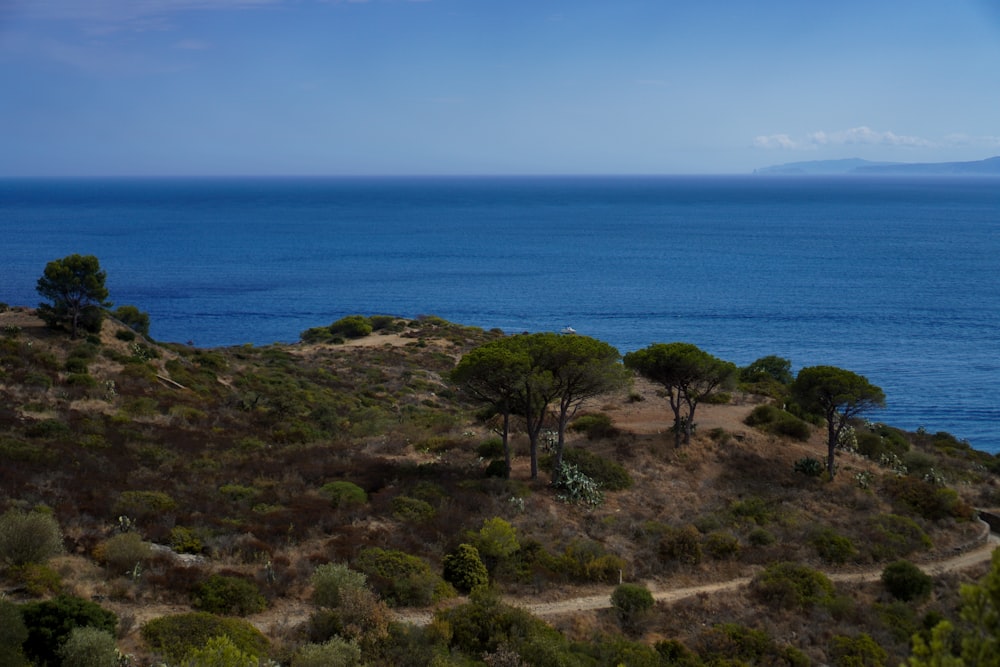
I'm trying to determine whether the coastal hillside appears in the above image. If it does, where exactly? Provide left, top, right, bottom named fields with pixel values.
left=1, top=306, right=999, bottom=666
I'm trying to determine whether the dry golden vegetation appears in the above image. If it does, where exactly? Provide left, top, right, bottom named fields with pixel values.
left=2, top=306, right=999, bottom=666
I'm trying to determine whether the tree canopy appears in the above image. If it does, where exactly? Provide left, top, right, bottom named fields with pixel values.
left=791, top=365, right=885, bottom=478
left=623, top=342, right=737, bottom=446
left=36, top=254, right=110, bottom=339
left=451, top=332, right=626, bottom=481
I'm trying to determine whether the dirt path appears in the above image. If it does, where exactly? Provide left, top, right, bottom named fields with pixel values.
left=395, top=533, right=999, bottom=626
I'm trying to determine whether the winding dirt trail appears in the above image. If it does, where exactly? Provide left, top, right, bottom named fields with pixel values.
left=394, top=533, right=999, bottom=626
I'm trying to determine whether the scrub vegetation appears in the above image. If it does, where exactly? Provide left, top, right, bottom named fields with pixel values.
left=2, top=268, right=1000, bottom=665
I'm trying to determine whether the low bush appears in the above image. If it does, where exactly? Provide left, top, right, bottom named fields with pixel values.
left=442, top=544, right=489, bottom=593
left=0, top=508, right=63, bottom=566
left=475, top=437, right=505, bottom=459
left=881, top=560, right=933, bottom=601
left=569, top=413, right=619, bottom=439
left=611, top=583, right=654, bottom=629
left=703, top=531, right=741, bottom=560
left=329, top=315, right=373, bottom=339
left=319, top=481, right=368, bottom=508
left=883, top=476, right=974, bottom=521
left=114, top=490, right=177, bottom=518
left=181, top=634, right=260, bottom=667
left=353, top=547, right=453, bottom=607
left=8, top=562, right=63, bottom=596
left=310, top=562, right=368, bottom=609
left=794, top=457, right=825, bottom=477
left=696, top=623, right=809, bottom=667
left=95, top=532, right=153, bottom=573
left=193, top=574, right=267, bottom=616
left=750, top=562, right=834, bottom=609
left=0, top=598, right=28, bottom=667
left=864, top=513, right=932, bottom=561
left=829, top=633, right=888, bottom=667
left=20, top=595, right=118, bottom=667
left=292, top=637, right=363, bottom=667
left=391, top=496, right=436, bottom=522
left=141, top=612, right=269, bottom=663
left=658, top=525, right=702, bottom=566
left=59, top=626, right=118, bottom=667
left=811, top=528, right=858, bottom=564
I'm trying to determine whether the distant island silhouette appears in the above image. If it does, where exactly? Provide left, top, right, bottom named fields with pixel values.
left=755, top=155, right=1000, bottom=175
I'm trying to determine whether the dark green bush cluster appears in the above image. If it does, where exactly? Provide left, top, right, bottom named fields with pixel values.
left=610, top=583, right=654, bottom=629
left=794, top=456, right=825, bottom=477
left=475, top=437, right=505, bottom=459
left=391, top=495, right=436, bottom=522
left=856, top=422, right=910, bottom=461
left=810, top=528, right=858, bottom=564
left=193, top=574, right=267, bottom=616
left=353, top=547, right=453, bottom=607
left=750, top=561, right=834, bottom=609
left=658, top=525, right=703, bottom=566
left=883, top=476, right=974, bottom=521
left=703, top=531, right=741, bottom=560
left=864, top=513, right=932, bottom=561
left=300, top=315, right=374, bottom=343
left=141, top=612, right=269, bottom=663
left=319, top=481, right=368, bottom=508
left=113, top=490, right=177, bottom=518
left=19, top=595, right=117, bottom=667
left=442, top=544, right=489, bottom=593
left=881, top=560, right=933, bottom=601
left=744, top=404, right=811, bottom=440
left=696, top=623, right=809, bottom=667
left=569, top=413, right=619, bottom=439
left=828, top=633, right=888, bottom=667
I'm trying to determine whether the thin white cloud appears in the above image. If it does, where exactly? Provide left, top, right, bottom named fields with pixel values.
left=754, top=126, right=934, bottom=150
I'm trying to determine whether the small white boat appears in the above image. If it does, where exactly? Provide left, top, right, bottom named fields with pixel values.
left=560, top=326, right=576, bottom=335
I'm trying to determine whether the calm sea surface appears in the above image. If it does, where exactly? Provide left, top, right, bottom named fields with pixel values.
left=2, top=176, right=998, bottom=452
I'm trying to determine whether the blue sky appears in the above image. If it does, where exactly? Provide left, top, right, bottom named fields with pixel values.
left=2, top=0, right=999, bottom=176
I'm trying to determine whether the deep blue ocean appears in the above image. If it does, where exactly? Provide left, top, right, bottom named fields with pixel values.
left=2, top=176, right=998, bottom=452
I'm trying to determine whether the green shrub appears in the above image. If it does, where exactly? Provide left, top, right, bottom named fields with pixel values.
left=329, top=315, right=373, bottom=339
left=20, top=595, right=117, bottom=667
left=881, top=560, right=933, bottom=601
left=829, top=633, right=888, bottom=667
left=658, top=525, right=702, bottom=566
left=25, top=418, right=71, bottom=439
left=750, top=562, right=834, bottom=609
left=569, top=413, right=619, bottom=439
left=728, top=496, right=776, bottom=526
left=0, top=508, right=63, bottom=566
left=292, top=637, right=362, bottom=667
left=559, top=539, right=627, bottom=583
left=170, top=526, right=204, bottom=555
left=319, top=481, right=368, bottom=508
left=483, top=459, right=509, bottom=478
left=114, top=490, right=177, bottom=518
left=884, top=476, right=973, bottom=521
left=391, top=496, right=436, bottom=522
left=96, top=532, right=153, bottom=573
left=8, top=562, right=63, bottom=596
left=59, top=626, right=118, bottom=667
left=703, top=532, right=741, bottom=560
left=181, top=634, right=260, bottom=667
left=475, top=437, right=505, bottom=459
left=353, top=548, right=453, bottom=607
left=65, top=357, right=89, bottom=373
left=310, top=563, right=368, bottom=609
left=115, top=329, right=136, bottom=342
left=0, top=599, right=28, bottom=667
left=794, top=457, right=825, bottom=477
left=113, top=305, right=150, bottom=336
left=744, top=404, right=780, bottom=427
left=141, top=612, right=269, bottom=663
left=611, top=583, right=654, bottom=629
left=865, top=513, right=932, bottom=561
left=193, top=575, right=267, bottom=616
left=748, top=527, right=776, bottom=547
left=474, top=518, right=520, bottom=572
left=442, top=544, right=489, bottom=593
left=811, top=528, right=858, bottom=564
left=698, top=623, right=809, bottom=666
left=740, top=355, right=793, bottom=385
left=772, top=413, right=813, bottom=440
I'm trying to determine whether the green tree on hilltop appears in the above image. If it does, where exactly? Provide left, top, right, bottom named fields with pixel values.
left=624, top=342, right=737, bottom=446
left=791, top=365, right=885, bottom=478
left=36, top=254, right=110, bottom=338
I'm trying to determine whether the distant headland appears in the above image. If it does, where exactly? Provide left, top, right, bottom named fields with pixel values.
left=754, top=155, right=1000, bottom=176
